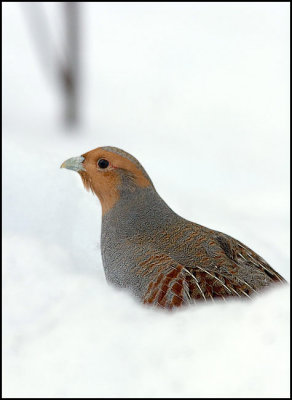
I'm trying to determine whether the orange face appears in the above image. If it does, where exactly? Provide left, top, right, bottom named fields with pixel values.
left=62, top=147, right=152, bottom=214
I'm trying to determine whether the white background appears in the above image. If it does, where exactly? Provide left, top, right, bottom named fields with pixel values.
left=3, top=2, right=289, bottom=398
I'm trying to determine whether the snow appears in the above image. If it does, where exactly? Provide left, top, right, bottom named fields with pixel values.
left=3, top=2, right=289, bottom=398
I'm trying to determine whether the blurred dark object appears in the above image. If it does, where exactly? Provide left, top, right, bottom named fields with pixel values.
left=22, top=2, right=80, bottom=127
left=63, top=2, right=79, bottom=126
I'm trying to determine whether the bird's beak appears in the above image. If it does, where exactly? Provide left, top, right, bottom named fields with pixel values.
left=60, top=156, right=86, bottom=172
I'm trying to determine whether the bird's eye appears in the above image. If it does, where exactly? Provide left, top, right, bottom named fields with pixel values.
left=98, top=159, right=109, bottom=169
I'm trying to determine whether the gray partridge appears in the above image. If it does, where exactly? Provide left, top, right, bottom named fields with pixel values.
left=61, top=146, right=285, bottom=309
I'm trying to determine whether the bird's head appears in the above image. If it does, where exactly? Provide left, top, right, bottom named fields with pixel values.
left=61, top=146, right=153, bottom=214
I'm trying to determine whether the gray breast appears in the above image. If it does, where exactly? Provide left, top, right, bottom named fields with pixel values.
left=100, top=186, right=178, bottom=297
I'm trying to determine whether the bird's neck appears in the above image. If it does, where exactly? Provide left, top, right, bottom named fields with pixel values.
left=101, top=186, right=178, bottom=239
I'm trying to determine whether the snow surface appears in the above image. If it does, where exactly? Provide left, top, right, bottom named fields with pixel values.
left=3, top=3, right=290, bottom=398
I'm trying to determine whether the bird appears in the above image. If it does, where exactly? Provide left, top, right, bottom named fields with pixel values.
left=61, top=146, right=286, bottom=309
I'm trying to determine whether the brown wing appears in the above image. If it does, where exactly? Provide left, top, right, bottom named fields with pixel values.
left=133, top=226, right=286, bottom=309
left=213, top=232, right=286, bottom=284
left=135, top=249, right=256, bottom=309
